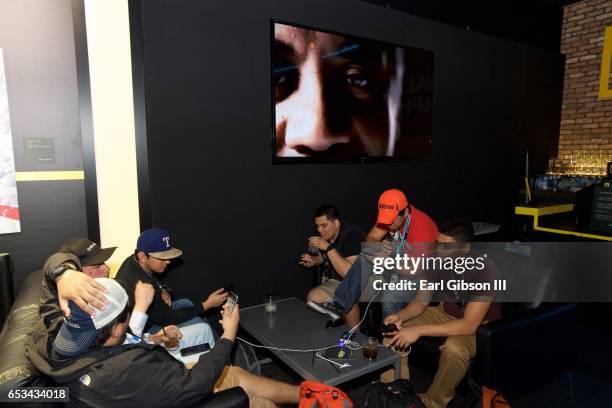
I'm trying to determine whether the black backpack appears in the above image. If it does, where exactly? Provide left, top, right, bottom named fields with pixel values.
left=364, top=380, right=426, bottom=408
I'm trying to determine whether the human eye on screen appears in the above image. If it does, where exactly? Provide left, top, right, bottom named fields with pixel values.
left=344, top=65, right=376, bottom=100
left=273, top=61, right=299, bottom=102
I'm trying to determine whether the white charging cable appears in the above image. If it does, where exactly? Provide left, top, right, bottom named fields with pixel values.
left=236, top=336, right=338, bottom=353
left=315, top=353, right=351, bottom=369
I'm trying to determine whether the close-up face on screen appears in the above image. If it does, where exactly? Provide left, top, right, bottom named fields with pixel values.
left=273, top=22, right=433, bottom=162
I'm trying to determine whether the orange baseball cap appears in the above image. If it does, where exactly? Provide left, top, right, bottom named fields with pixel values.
left=377, top=189, right=409, bottom=225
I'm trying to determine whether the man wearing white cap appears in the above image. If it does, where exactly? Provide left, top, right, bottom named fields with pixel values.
left=29, top=278, right=347, bottom=407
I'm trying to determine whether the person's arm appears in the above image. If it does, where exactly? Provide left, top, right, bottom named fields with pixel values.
left=366, top=225, right=387, bottom=242
left=89, top=338, right=235, bottom=406
left=383, top=299, right=430, bottom=329
left=146, top=294, right=203, bottom=327
left=325, top=253, right=357, bottom=278
left=308, top=236, right=356, bottom=278
left=298, top=253, right=323, bottom=268
left=104, top=305, right=239, bottom=406
left=388, top=301, right=492, bottom=349
left=130, top=281, right=155, bottom=337
left=42, top=253, right=108, bottom=316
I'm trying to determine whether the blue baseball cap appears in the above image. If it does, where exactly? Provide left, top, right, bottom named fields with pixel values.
left=136, top=228, right=183, bottom=260
left=53, top=278, right=129, bottom=356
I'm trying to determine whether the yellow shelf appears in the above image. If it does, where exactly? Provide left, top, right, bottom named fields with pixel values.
left=515, top=204, right=612, bottom=241
left=515, top=204, right=574, bottom=216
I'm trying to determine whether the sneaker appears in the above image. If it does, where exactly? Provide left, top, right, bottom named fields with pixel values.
left=307, top=299, right=344, bottom=320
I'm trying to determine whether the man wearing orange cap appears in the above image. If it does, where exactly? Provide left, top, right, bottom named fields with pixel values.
left=308, top=189, right=437, bottom=323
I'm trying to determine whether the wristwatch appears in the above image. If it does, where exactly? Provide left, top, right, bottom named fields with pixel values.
left=323, top=243, right=334, bottom=254
left=50, top=265, right=69, bottom=280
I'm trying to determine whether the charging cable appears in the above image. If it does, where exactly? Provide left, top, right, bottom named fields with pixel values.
left=236, top=336, right=338, bottom=353
left=315, top=353, right=351, bottom=369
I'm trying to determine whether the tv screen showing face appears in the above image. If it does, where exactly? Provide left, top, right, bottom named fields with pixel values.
left=272, top=21, right=433, bottom=163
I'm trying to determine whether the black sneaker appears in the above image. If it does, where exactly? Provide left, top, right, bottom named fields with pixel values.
left=307, top=299, right=344, bottom=320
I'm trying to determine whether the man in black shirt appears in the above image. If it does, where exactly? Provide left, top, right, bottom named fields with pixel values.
left=115, top=228, right=228, bottom=363
left=300, top=204, right=364, bottom=327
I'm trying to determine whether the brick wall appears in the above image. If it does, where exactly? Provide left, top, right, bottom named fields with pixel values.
left=558, top=0, right=612, bottom=160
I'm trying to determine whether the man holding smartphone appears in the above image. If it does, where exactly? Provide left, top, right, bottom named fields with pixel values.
left=116, top=228, right=228, bottom=362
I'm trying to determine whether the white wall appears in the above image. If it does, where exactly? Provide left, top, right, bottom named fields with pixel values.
left=84, top=0, right=139, bottom=275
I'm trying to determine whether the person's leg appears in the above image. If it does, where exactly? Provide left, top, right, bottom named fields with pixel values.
left=344, top=304, right=360, bottom=328
left=144, top=298, right=194, bottom=335
left=306, top=287, right=328, bottom=302
left=214, top=366, right=299, bottom=407
left=380, top=305, right=455, bottom=383
left=424, top=334, right=476, bottom=408
left=329, top=256, right=367, bottom=312
left=164, top=316, right=216, bottom=365
left=177, top=316, right=215, bottom=347
left=171, top=297, right=194, bottom=310
left=145, top=323, right=161, bottom=335
left=307, top=278, right=339, bottom=303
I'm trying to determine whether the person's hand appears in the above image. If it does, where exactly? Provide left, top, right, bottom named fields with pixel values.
left=376, top=239, right=395, bottom=258
left=149, top=325, right=182, bottom=345
left=134, top=281, right=155, bottom=313
left=161, top=288, right=172, bottom=307
left=56, top=269, right=108, bottom=317
left=382, top=313, right=402, bottom=336
left=299, top=253, right=316, bottom=267
left=308, top=236, right=330, bottom=251
left=220, top=303, right=240, bottom=342
left=388, top=327, right=420, bottom=351
left=202, top=288, right=229, bottom=310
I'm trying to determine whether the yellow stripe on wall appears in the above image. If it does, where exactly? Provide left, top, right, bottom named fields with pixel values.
left=15, top=171, right=85, bottom=181
left=599, top=26, right=612, bottom=99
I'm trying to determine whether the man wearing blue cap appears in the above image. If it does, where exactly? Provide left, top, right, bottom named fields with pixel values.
left=115, top=228, right=227, bottom=359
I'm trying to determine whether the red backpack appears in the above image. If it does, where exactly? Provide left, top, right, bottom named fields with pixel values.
left=299, top=381, right=353, bottom=408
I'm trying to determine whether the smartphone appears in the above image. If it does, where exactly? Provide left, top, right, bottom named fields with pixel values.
left=180, top=343, right=211, bottom=357
left=227, top=291, right=238, bottom=315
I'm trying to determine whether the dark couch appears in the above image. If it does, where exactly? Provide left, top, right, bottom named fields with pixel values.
left=0, top=270, right=248, bottom=408
left=408, top=302, right=578, bottom=403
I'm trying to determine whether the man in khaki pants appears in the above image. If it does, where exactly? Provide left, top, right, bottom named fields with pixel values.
left=381, top=220, right=501, bottom=408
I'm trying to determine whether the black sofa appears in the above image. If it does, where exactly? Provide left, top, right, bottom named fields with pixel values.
left=0, top=270, right=248, bottom=408
left=408, top=302, right=578, bottom=404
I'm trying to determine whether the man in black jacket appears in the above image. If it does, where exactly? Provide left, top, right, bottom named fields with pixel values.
left=115, top=228, right=228, bottom=362
left=37, top=278, right=302, bottom=408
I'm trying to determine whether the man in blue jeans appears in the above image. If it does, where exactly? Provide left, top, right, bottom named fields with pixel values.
left=115, top=228, right=228, bottom=363
left=308, top=189, right=437, bottom=325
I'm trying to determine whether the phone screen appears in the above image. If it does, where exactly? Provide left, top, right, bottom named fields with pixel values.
left=180, top=343, right=211, bottom=357
left=227, top=291, right=238, bottom=315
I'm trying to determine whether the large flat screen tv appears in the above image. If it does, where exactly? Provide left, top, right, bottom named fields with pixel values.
left=272, top=20, right=433, bottom=163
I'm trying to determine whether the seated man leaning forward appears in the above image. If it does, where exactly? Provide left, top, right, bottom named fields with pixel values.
left=308, top=189, right=437, bottom=323
left=381, top=219, right=501, bottom=408
left=115, top=228, right=228, bottom=360
left=35, top=278, right=328, bottom=408
left=300, top=204, right=364, bottom=327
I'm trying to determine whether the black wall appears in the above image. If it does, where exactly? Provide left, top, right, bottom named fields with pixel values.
left=131, top=0, right=564, bottom=305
